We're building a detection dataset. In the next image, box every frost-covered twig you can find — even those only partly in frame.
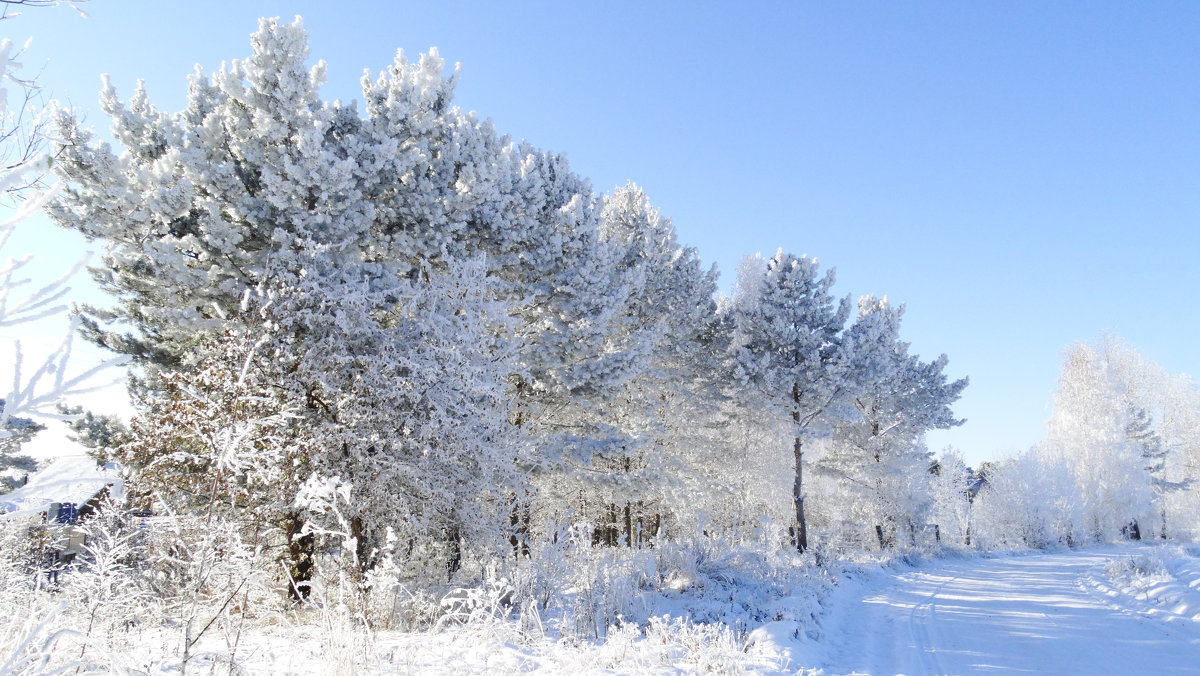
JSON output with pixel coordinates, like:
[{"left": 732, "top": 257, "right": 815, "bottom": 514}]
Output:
[
  {"left": 0, "top": 11, "right": 127, "bottom": 444},
  {"left": 0, "top": 317, "right": 128, "bottom": 434},
  {"left": 0, "top": 602, "right": 80, "bottom": 676}
]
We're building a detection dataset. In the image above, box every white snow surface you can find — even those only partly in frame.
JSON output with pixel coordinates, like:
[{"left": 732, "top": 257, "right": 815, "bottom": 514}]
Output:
[
  {"left": 62, "top": 543, "right": 1198, "bottom": 674},
  {"left": 817, "top": 544, "right": 1200, "bottom": 675}
]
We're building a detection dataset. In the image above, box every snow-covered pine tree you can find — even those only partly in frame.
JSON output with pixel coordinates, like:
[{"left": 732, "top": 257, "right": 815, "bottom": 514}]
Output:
[
  {"left": 1099, "top": 336, "right": 1193, "bottom": 540},
  {"left": 817, "top": 297, "right": 966, "bottom": 550},
  {"left": 0, "top": 401, "right": 42, "bottom": 490},
  {"left": 1124, "top": 404, "right": 1166, "bottom": 539},
  {"left": 125, "top": 247, "right": 523, "bottom": 586},
  {"left": 561, "top": 183, "right": 725, "bottom": 546},
  {"left": 56, "top": 403, "right": 130, "bottom": 461},
  {"left": 730, "top": 250, "right": 852, "bottom": 552},
  {"left": 276, "top": 250, "right": 523, "bottom": 575},
  {"left": 60, "top": 22, "right": 417, "bottom": 355},
  {"left": 47, "top": 17, "right": 675, "bottom": 572}
]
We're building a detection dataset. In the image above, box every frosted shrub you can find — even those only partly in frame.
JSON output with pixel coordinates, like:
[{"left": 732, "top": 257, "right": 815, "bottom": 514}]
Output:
[
  {"left": 587, "top": 550, "right": 654, "bottom": 638},
  {"left": 308, "top": 574, "right": 375, "bottom": 676},
  {"left": 1104, "top": 552, "right": 1168, "bottom": 582},
  {"left": 0, "top": 602, "right": 79, "bottom": 676},
  {"left": 645, "top": 615, "right": 754, "bottom": 675},
  {"left": 437, "top": 578, "right": 515, "bottom": 627},
  {"left": 503, "top": 525, "right": 655, "bottom": 640},
  {"left": 365, "top": 580, "right": 441, "bottom": 632},
  {"left": 431, "top": 577, "right": 542, "bottom": 654},
  {"left": 653, "top": 535, "right": 823, "bottom": 627},
  {"left": 60, "top": 504, "right": 153, "bottom": 666},
  {"left": 0, "top": 519, "right": 42, "bottom": 604},
  {"left": 137, "top": 510, "right": 284, "bottom": 671},
  {"left": 359, "top": 547, "right": 441, "bottom": 631},
  {"left": 660, "top": 534, "right": 784, "bottom": 587},
  {"left": 0, "top": 521, "right": 69, "bottom": 674},
  {"left": 548, "top": 546, "right": 652, "bottom": 640},
  {"left": 508, "top": 524, "right": 580, "bottom": 614},
  {"left": 0, "top": 520, "right": 98, "bottom": 674},
  {"left": 655, "top": 537, "right": 714, "bottom": 593}
]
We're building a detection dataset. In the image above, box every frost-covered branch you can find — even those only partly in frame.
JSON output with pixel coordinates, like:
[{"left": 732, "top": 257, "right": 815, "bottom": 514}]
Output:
[{"left": 0, "top": 5, "right": 126, "bottom": 460}]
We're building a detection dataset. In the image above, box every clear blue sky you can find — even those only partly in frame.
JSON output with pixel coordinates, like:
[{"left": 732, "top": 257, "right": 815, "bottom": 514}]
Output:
[{"left": 6, "top": 1, "right": 1199, "bottom": 465}]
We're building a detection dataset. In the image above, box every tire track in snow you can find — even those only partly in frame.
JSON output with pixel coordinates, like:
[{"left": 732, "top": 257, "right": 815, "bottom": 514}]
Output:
[{"left": 905, "top": 572, "right": 955, "bottom": 676}]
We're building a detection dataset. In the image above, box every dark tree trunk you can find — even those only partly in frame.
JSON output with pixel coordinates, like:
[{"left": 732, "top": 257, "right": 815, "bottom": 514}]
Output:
[
  {"left": 350, "top": 515, "right": 372, "bottom": 574},
  {"left": 607, "top": 504, "right": 619, "bottom": 546},
  {"left": 446, "top": 524, "right": 462, "bottom": 580},
  {"left": 590, "top": 502, "right": 614, "bottom": 548},
  {"left": 507, "top": 378, "right": 531, "bottom": 559},
  {"left": 284, "top": 512, "right": 315, "bottom": 601},
  {"left": 790, "top": 385, "right": 809, "bottom": 553},
  {"left": 1123, "top": 519, "right": 1142, "bottom": 541},
  {"left": 634, "top": 500, "right": 655, "bottom": 547},
  {"left": 791, "top": 431, "right": 808, "bottom": 552},
  {"left": 509, "top": 497, "right": 530, "bottom": 558}
]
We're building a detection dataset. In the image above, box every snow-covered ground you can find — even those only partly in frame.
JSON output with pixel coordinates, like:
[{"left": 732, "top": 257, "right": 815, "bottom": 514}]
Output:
[
  {"left": 5, "top": 468, "right": 1198, "bottom": 676},
  {"left": 25, "top": 543, "right": 1187, "bottom": 675},
  {"left": 817, "top": 544, "right": 1200, "bottom": 675}
]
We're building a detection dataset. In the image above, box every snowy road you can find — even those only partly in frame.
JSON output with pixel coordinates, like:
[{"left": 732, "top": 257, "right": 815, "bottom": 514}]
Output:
[{"left": 818, "top": 546, "right": 1200, "bottom": 675}]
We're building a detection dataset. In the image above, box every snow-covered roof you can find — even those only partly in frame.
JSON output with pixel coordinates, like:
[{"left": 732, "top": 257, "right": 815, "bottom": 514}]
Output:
[{"left": 0, "top": 455, "right": 124, "bottom": 520}]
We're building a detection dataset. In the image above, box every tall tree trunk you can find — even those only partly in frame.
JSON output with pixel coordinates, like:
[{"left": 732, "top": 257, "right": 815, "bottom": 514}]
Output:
[
  {"left": 623, "top": 502, "right": 633, "bottom": 547},
  {"left": 350, "top": 515, "right": 371, "bottom": 574},
  {"left": 608, "top": 503, "right": 619, "bottom": 546},
  {"left": 791, "top": 384, "right": 809, "bottom": 553},
  {"left": 792, "top": 430, "right": 808, "bottom": 552},
  {"left": 446, "top": 523, "right": 462, "bottom": 580},
  {"left": 508, "top": 377, "right": 531, "bottom": 559}
]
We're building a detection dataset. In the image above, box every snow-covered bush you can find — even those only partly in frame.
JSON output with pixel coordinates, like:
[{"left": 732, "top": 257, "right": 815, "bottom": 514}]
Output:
[
  {"left": 0, "top": 520, "right": 67, "bottom": 675},
  {"left": 0, "top": 602, "right": 78, "bottom": 676},
  {"left": 969, "top": 450, "right": 1084, "bottom": 550},
  {"left": 531, "top": 535, "right": 653, "bottom": 640},
  {"left": 642, "top": 615, "right": 756, "bottom": 675},
  {"left": 928, "top": 448, "right": 974, "bottom": 548},
  {"left": 356, "top": 531, "right": 443, "bottom": 631},
  {"left": 59, "top": 500, "right": 153, "bottom": 661},
  {"left": 1104, "top": 552, "right": 1169, "bottom": 582}
]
